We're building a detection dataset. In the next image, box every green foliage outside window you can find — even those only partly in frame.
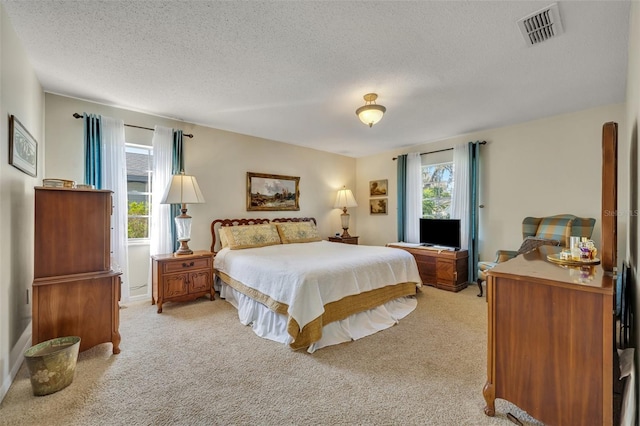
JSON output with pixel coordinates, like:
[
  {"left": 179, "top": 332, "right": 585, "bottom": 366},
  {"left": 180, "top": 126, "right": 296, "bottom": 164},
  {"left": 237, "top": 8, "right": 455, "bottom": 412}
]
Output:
[
  {"left": 128, "top": 201, "right": 149, "bottom": 239},
  {"left": 422, "top": 163, "right": 453, "bottom": 219},
  {"left": 422, "top": 186, "right": 451, "bottom": 218}
]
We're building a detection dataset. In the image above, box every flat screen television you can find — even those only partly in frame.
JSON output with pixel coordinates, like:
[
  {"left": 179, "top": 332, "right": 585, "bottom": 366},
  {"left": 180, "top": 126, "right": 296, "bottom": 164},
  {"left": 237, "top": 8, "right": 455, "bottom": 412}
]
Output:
[{"left": 419, "top": 218, "right": 461, "bottom": 249}]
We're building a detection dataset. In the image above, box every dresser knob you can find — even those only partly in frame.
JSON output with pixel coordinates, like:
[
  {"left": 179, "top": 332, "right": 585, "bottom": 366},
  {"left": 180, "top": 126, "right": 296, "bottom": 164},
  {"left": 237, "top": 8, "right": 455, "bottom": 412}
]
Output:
[{"left": 182, "top": 261, "right": 195, "bottom": 268}]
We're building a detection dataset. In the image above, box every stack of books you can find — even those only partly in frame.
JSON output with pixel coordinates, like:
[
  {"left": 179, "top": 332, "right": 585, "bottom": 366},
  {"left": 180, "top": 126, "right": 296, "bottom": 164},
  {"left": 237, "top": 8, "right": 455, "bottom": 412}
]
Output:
[{"left": 42, "top": 178, "right": 75, "bottom": 188}]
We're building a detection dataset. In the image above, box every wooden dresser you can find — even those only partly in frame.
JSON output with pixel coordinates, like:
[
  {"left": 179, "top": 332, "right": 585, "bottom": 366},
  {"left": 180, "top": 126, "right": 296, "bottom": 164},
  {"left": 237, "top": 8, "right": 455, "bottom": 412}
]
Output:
[
  {"left": 151, "top": 250, "right": 214, "bottom": 313},
  {"left": 483, "top": 246, "right": 615, "bottom": 425},
  {"left": 387, "top": 244, "right": 468, "bottom": 292},
  {"left": 32, "top": 187, "right": 121, "bottom": 354}
]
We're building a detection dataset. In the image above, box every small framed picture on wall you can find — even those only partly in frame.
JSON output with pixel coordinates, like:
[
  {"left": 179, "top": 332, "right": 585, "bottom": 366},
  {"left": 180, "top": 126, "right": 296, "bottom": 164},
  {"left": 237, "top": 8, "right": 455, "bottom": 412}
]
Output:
[
  {"left": 369, "top": 179, "right": 387, "bottom": 197},
  {"left": 9, "top": 115, "right": 37, "bottom": 177},
  {"left": 369, "top": 198, "right": 387, "bottom": 215}
]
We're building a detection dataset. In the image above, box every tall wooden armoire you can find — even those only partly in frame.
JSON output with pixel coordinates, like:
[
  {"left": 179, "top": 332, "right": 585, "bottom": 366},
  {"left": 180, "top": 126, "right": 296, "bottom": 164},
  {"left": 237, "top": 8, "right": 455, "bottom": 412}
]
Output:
[{"left": 32, "top": 187, "right": 121, "bottom": 354}]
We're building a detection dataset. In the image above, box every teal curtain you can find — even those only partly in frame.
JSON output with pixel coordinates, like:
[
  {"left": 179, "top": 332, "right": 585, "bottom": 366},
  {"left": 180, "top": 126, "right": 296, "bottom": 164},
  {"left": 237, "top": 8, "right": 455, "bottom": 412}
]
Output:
[
  {"left": 396, "top": 154, "right": 407, "bottom": 242},
  {"left": 468, "top": 141, "right": 481, "bottom": 282},
  {"left": 170, "top": 130, "right": 184, "bottom": 251},
  {"left": 83, "top": 113, "right": 102, "bottom": 188}
]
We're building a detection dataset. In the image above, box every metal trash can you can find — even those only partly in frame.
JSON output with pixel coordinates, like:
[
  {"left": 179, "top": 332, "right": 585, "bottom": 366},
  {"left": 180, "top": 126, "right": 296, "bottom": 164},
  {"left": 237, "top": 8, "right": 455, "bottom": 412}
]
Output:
[{"left": 24, "top": 336, "right": 81, "bottom": 396}]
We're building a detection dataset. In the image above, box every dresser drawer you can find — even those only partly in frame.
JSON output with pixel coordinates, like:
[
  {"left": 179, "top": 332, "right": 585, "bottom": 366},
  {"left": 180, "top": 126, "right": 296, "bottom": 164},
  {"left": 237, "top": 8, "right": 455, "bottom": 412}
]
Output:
[{"left": 162, "top": 257, "right": 211, "bottom": 273}]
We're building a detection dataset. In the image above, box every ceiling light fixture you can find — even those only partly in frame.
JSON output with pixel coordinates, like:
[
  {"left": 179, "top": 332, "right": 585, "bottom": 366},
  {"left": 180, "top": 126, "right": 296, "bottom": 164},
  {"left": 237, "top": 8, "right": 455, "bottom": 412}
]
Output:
[{"left": 356, "top": 93, "right": 386, "bottom": 127}]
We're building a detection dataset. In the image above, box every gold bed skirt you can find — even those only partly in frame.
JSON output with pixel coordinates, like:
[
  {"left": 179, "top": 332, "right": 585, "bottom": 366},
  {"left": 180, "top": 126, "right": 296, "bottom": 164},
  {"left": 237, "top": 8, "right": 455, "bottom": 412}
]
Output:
[{"left": 215, "top": 270, "right": 418, "bottom": 350}]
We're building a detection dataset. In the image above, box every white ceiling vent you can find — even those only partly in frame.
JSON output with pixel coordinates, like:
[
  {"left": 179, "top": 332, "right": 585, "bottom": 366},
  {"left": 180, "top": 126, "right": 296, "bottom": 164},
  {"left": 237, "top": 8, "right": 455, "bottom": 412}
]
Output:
[{"left": 517, "top": 3, "right": 564, "bottom": 46}]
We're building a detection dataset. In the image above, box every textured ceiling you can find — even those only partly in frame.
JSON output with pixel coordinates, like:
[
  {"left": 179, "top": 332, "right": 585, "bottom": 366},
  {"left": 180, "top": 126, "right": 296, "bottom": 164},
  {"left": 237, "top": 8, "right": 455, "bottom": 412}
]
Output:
[{"left": 1, "top": 1, "right": 631, "bottom": 158}]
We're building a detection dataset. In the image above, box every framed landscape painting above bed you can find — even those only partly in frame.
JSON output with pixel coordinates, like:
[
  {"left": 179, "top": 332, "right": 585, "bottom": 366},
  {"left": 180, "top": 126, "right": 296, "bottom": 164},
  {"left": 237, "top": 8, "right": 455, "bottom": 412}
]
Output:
[{"left": 247, "top": 172, "right": 300, "bottom": 211}]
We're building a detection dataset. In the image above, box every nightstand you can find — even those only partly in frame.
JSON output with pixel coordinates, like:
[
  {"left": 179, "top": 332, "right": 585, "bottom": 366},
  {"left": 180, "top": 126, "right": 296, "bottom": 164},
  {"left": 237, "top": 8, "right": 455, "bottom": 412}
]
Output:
[
  {"left": 151, "top": 250, "right": 215, "bottom": 313},
  {"left": 328, "top": 236, "right": 359, "bottom": 245}
]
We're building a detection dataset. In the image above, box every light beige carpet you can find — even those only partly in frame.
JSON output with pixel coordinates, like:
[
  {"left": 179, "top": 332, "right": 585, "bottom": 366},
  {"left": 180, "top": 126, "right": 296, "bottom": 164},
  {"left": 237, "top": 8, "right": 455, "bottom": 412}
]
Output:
[{"left": 0, "top": 285, "right": 542, "bottom": 425}]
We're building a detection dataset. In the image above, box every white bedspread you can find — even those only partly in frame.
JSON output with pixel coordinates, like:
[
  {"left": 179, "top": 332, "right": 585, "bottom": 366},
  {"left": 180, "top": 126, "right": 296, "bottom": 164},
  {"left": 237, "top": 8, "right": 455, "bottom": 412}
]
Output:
[{"left": 214, "top": 241, "right": 421, "bottom": 337}]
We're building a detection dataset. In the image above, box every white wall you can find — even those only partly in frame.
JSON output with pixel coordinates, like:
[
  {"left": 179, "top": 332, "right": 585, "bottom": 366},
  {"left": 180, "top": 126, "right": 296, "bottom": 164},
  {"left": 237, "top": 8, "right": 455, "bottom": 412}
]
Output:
[
  {"left": 355, "top": 103, "right": 627, "bottom": 265},
  {"left": 0, "top": 4, "right": 44, "bottom": 401},
  {"left": 44, "top": 93, "right": 357, "bottom": 298}
]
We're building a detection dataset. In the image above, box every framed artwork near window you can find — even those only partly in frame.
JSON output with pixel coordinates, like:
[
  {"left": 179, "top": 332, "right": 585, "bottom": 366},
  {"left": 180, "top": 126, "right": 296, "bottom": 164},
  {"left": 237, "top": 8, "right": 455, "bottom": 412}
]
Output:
[
  {"left": 369, "top": 179, "right": 388, "bottom": 197},
  {"left": 247, "top": 172, "right": 300, "bottom": 211},
  {"left": 9, "top": 115, "right": 37, "bottom": 177},
  {"left": 370, "top": 198, "right": 388, "bottom": 215}
]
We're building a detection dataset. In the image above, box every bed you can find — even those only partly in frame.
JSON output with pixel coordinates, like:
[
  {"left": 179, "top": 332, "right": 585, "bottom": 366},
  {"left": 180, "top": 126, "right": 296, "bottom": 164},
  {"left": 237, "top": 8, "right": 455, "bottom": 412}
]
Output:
[{"left": 211, "top": 217, "right": 422, "bottom": 352}]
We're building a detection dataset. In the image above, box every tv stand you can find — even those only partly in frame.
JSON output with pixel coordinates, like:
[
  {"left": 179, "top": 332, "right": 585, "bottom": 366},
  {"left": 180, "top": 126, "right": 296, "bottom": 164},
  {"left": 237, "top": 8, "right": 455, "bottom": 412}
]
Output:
[
  {"left": 387, "top": 244, "right": 468, "bottom": 292},
  {"left": 421, "top": 244, "right": 457, "bottom": 251}
]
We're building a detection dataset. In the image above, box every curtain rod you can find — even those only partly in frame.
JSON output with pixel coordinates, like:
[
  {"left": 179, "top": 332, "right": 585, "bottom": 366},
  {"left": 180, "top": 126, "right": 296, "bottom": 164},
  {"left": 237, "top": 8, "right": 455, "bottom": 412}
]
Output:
[
  {"left": 392, "top": 140, "right": 486, "bottom": 160},
  {"left": 72, "top": 113, "right": 194, "bottom": 138}
]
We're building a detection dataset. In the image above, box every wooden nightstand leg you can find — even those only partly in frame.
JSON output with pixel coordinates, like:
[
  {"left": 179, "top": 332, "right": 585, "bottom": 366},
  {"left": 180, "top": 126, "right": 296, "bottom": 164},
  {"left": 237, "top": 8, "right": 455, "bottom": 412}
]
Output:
[
  {"left": 157, "top": 301, "right": 163, "bottom": 313},
  {"left": 210, "top": 288, "right": 215, "bottom": 301},
  {"left": 151, "top": 296, "right": 156, "bottom": 305}
]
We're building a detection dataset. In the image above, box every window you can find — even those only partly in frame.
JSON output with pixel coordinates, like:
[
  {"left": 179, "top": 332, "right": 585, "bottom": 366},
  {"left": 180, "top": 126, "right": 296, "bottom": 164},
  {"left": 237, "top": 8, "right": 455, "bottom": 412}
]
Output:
[
  {"left": 422, "top": 162, "right": 454, "bottom": 218},
  {"left": 126, "top": 144, "right": 153, "bottom": 240}
]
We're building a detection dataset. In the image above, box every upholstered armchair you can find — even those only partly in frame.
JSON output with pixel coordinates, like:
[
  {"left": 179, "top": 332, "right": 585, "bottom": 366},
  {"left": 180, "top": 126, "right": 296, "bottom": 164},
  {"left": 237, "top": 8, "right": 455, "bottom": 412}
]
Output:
[{"left": 477, "top": 214, "right": 596, "bottom": 297}]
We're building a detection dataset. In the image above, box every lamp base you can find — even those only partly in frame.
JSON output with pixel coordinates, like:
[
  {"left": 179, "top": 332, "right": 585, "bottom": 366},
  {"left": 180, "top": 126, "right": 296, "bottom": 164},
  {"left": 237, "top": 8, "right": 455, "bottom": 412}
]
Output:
[
  {"left": 175, "top": 239, "right": 193, "bottom": 256},
  {"left": 340, "top": 210, "right": 352, "bottom": 238}
]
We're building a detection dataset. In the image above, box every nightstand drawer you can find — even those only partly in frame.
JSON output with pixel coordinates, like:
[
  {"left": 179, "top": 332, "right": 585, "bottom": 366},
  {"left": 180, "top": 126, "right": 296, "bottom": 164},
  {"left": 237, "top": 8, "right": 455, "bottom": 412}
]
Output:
[
  {"left": 162, "top": 257, "right": 211, "bottom": 273},
  {"left": 328, "top": 236, "right": 359, "bottom": 245}
]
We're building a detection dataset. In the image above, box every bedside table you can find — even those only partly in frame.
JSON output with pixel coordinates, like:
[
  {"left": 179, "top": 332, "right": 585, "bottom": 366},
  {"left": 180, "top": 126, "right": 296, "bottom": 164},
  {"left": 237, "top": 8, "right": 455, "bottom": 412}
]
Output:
[
  {"left": 328, "top": 236, "right": 359, "bottom": 245},
  {"left": 151, "top": 250, "right": 215, "bottom": 313}
]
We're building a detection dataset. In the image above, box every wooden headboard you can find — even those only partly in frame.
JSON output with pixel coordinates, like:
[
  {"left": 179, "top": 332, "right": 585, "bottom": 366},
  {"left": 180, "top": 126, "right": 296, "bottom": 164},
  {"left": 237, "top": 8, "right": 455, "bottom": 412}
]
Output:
[{"left": 210, "top": 217, "right": 317, "bottom": 253}]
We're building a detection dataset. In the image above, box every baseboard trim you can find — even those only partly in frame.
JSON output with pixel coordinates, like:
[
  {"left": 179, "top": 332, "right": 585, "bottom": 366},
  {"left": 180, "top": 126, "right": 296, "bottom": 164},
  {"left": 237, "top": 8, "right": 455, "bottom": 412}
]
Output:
[
  {"left": 0, "top": 322, "right": 31, "bottom": 403},
  {"left": 128, "top": 293, "right": 150, "bottom": 303}
]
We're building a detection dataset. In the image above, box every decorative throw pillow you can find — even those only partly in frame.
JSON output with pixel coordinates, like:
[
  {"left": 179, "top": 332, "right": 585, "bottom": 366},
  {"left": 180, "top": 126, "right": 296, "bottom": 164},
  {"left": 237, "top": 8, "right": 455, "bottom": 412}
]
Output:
[
  {"left": 224, "top": 224, "right": 282, "bottom": 250},
  {"left": 276, "top": 221, "right": 322, "bottom": 244},
  {"left": 218, "top": 227, "right": 230, "bottom": 249},
  {"left": 517, "top": 236, "right": 560, "bottom": 255}
]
